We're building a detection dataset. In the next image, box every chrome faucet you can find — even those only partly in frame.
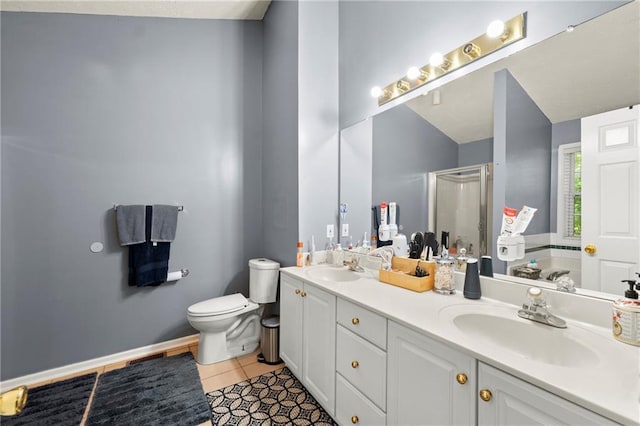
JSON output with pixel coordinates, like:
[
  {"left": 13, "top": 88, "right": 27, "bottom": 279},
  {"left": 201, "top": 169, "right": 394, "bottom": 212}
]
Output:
[
  {"left": 343, "top": 255, "right": 364, "bottom": 272},
  {"left": 546, "top": 270, "right": 570, "bottom": 281},
  {"left": 518, "top": 287, "right": 567, "bottom": 328},
  {"left": 554, "top": 276, "right": 576, "bottom": 293}
]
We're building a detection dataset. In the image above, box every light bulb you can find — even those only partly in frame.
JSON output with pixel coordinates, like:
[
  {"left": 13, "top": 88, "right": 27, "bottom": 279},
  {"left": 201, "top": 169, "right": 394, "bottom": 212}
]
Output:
[
  {"left": 566, "top": 25, "right": 575, "bottom": 32},
  {"left": 407, "top": 66, "right": 421, "bottom": 80},
  {"left": 486, "top": 20, "right": 505, "bottom": 38},
  {"left": 429, "top": 52, "right": 444, "bottom": 67},
  {"left": 370, "top": 86, "right": 383, "bottom": 98}
]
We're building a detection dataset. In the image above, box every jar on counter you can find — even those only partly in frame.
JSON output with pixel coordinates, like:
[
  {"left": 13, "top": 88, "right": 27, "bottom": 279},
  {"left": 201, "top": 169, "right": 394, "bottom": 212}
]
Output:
[
  {"left": 434, "top": 257, "right": 455, "bottom": 294},
  {"left": 455, "top": 248, "right": 468, "bottom": 272}
]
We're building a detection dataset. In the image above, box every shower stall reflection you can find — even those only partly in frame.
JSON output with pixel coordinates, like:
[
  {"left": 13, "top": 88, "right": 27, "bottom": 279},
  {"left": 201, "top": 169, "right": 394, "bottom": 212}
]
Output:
[{"left": 429, "top": 163, "right": 493, "bottom": 258}]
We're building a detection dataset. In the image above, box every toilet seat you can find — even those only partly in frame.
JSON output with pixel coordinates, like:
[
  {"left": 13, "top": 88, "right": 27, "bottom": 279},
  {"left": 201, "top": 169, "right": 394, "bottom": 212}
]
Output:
[{"left": 188, "top": 293, "right": 251, "bottom": 317}]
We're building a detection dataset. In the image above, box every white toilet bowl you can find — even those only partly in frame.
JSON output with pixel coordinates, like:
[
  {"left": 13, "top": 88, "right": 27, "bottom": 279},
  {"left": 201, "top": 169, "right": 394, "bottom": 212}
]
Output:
[
  {"left": 187, "top": 293, "right": 261, "bottom": 365},
  {"left": 187, "top": 258, "right": 280, "bottom": 365}
]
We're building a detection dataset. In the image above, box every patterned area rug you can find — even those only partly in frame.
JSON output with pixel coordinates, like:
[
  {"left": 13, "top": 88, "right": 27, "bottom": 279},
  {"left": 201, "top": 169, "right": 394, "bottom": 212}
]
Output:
[
  {"left": 1, "top": 373, "right": 97, "bottom": 426},
  {"left": 207, "top": 367, "right": 337, "bottom": 425}
]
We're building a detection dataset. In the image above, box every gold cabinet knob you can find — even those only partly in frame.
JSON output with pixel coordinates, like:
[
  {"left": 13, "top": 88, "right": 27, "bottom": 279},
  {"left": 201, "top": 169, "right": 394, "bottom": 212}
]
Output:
[
  {"left": 295, "top": 288, "right": 301, "bottom": 294},
  {"left": 456, "top": 373, "right": 468, "bottom": 385},
  {"left": 479, "top": 389, "right": 493, "bottom": 402},
  {"left": 351, "top": 360, "right": 359, "bottom": 368},
  {"left": 584, "top": 244, "right": 597, "bottom": 255},
  {"left": 351, "top": 415, "right": 359, "bottom": 424},
  {"left": 352, "top": 317, "right": 360, "bottom": 325},
  {"left": 301, "top": 291, "right": 307, "bottom": 297}
]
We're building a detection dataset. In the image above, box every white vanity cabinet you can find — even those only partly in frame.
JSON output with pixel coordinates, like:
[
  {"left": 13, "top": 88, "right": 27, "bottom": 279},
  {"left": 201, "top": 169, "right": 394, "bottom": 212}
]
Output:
[
  {"left": 281, "top": 267, "right": 625, "bottom": 425},
  {"left": 335, "top": 298, "right": 388, "bottom": 425},
  {"left": 477, "top": 363, "right": 617, "bottom": 425},
  {"left": 279, "top": 274, "right": 336, "bottom": 416},
  {"left": 387, "top": 321, "right": 476, "bottom": 426}
]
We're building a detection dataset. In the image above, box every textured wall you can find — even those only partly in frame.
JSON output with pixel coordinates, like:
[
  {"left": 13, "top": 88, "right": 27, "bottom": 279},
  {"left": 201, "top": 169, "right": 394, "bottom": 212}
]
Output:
[
  {"left": 262, "top": 0, "right": 299, "bottom": 267},
  {"left": 298, "top": 0, "right": 340, "bottom": 251},
  {"left": 459, "top": 138, "right": 493, "bottom": 168},
  {"left": 504, "top": 72, "right": 552, "bottom": 235},
  {"left": 493, "top": 69, "right": 552, "bottom": 272},
  {"left": 1, "top": 12, "right": 263, "bottom": 379},
  {"left": 372, "top": 104, "right": 458, "bottom": 238}
]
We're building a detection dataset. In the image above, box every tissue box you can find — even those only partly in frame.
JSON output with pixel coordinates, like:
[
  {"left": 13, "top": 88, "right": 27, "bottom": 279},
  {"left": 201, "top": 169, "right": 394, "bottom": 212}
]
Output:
[{"left": 512, "top": 265, "right": 542, "bottom": 280}]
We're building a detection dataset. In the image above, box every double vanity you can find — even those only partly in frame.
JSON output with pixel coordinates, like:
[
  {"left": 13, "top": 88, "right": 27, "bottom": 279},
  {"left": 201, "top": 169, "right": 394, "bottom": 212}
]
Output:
[{"left": 280, "top": 263, "right": 638, "bottom": 425}]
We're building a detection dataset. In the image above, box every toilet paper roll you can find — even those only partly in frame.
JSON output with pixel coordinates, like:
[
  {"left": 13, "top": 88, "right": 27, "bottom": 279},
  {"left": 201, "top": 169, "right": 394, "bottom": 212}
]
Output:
[{"left": 166, "top": 271, "right": 183, "bottom": 282}]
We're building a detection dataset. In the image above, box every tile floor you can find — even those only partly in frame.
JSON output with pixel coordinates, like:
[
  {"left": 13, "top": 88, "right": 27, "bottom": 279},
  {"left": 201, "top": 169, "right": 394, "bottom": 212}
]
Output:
[{"left": 25, "top": 340, "right": 285, "bottom": 426}]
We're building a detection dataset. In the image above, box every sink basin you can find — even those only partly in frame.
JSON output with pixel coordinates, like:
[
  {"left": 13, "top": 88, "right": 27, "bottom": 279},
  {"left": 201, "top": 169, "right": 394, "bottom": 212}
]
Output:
[
  {"left": 440, "top": 305, "right": 601, "bottom": 368},
  {"left": 305, "top": 266, "right": 361, "bottom": 283}
]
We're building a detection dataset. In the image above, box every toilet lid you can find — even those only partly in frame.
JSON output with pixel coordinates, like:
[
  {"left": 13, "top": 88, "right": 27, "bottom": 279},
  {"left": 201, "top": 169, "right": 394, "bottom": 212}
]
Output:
[{"left": 188, "top": 293, "right": 249, "bottom": 316}]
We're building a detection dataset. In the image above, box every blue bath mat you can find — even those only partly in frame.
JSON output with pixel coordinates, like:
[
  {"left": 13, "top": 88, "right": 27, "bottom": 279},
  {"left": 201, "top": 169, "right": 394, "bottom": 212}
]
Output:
[
  {"left": 86, "top": 352, "right": 210, "bottom": 425},
  {"left": 1, "top": 372, "right": 97, "bottom": 426}
]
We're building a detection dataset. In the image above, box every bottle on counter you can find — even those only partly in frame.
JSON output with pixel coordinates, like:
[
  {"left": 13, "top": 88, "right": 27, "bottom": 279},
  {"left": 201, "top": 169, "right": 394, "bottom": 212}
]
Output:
[
  {"left": 613, "top": 274, "right": 640, "bottom": 346},
  {"left": 296, "top": 241, "right": 304, "bottom": 267},
  {"left": 455, "top": 248, "right": 469, "bottom": 272}
]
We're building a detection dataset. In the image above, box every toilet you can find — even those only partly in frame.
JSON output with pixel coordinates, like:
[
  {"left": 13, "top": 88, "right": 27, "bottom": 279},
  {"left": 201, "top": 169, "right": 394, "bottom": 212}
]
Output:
[{"left": 187, "top": 258, "right": 280, "bottom": 365}]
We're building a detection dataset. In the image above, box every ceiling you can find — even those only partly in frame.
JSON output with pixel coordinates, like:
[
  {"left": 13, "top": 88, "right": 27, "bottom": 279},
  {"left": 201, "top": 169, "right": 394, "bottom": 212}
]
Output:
[
  {"left": 406, "top": 1, "right": 640, "bottom": 143},
  {"left": 0, "top": 0, "right": 272, "bottom": 20}
]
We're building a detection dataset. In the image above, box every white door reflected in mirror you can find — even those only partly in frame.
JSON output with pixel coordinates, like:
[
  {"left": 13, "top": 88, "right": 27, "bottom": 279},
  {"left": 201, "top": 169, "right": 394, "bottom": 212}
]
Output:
[{"left": 581, "top": 105, "right": 639, "bottom": 293}]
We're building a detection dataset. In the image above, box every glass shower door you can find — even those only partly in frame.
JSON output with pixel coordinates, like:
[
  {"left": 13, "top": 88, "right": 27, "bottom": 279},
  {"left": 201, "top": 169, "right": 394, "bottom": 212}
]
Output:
[{"left": 429, "top": 163, "right": 492, "bottom": 257}]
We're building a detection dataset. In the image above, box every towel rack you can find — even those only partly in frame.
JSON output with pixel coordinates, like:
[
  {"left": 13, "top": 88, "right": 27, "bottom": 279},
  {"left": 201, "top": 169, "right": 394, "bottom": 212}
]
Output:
[{"left": 113, "top": 204, "right": 184, "bottom": 211}]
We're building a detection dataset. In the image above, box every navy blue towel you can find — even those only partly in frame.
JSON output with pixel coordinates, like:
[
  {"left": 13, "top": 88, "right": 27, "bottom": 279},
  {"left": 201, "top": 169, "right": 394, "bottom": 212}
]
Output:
[{"left": 128, "top": 206, "right": 170, "bottom": 287}]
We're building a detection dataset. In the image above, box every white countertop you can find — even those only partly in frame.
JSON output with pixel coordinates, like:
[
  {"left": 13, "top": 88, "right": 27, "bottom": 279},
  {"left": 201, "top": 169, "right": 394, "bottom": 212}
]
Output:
[{"left": 281, "top": 264, "right": 640, "bottom": 425}]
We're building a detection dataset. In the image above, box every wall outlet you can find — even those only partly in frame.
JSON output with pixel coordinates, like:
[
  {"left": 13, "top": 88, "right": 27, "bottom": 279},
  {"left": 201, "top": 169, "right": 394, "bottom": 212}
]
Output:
[
  {"left": 326, "top": 224, "right": 335, "bottom": 239},
  {"left": 342, "top": 223, "right": 349, "bottom": 237}
]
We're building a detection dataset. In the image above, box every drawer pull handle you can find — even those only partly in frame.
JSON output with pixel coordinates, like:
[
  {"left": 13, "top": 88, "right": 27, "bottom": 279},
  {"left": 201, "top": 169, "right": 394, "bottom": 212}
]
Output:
[
  {"left": 456, "top": 373, "right": 468, "bottom": 385},
  {"left": 295, "top": 289, "right": 301, "bottom": 294},
  {"left": 479, "top": 389, "right": 492, "bottom": 402},
  {"left": 351, "top": 317, "right": 360, "bottom": 325},
  {"left": 351, "top": 360, "right": 359, "bottom": 368},
  {"left": 301, "top": 291, "right": 307, "bottom": 297},
  {"left": 351, "top": 415, "right": 359, "bottom": 424}
]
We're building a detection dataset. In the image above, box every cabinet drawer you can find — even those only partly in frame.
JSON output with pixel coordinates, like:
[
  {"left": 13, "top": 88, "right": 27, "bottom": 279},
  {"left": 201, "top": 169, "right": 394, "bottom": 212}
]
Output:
[
  {"left": 336, "top": 325, "right": 387, "bottom": 411},
  {"left": 337, "top": 298, "right": 387, "bottom": 349},
  {"left": 336, "top": 373, "right": 386, "bottom": 426}
]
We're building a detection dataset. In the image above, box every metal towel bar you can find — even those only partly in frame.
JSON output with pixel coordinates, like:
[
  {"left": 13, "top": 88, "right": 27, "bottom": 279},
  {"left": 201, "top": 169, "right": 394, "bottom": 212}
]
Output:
[{"left": 113, "top": 204, "right": 183, "bottom": 211}]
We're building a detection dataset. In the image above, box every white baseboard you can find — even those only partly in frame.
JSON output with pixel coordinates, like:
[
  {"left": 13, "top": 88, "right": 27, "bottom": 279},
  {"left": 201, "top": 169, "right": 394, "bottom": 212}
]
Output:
[{"left": 0, "top": 334, "right": 199, "bottom": 391}]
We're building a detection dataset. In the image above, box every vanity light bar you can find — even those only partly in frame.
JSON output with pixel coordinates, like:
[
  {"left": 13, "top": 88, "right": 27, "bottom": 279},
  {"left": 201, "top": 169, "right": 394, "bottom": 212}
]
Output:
[{"left": 375, "top": 13, "right": 526, "bottom": 106}]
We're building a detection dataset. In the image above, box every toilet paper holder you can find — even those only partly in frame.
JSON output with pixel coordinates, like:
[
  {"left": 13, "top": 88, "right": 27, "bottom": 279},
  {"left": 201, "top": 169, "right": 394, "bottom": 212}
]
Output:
[{"left": 167, "top": 268, "right": 190, "bottom": 282}]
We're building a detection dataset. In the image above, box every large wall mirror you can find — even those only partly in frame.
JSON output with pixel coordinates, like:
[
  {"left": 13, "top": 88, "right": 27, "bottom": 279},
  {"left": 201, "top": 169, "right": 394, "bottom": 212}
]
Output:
[{"left": 339, "top": 1, "right": 639, "bottom": 299}]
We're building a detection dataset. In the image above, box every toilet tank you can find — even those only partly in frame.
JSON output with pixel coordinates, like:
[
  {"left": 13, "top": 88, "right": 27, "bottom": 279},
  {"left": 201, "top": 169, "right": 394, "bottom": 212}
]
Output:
[{"left": 249, "top": 258, "right": 280, "bottom": 303}]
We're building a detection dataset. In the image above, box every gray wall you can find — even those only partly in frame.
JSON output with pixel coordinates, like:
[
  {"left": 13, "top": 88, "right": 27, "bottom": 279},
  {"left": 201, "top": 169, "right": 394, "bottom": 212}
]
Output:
[
  {"left": 298, "top": 0, "right": 340, "bottom": 250},
  {"left": 459, "top": 138, "right": 493, "bottom": 167},
  {"left": 493, "top": 69, "right": 551, "bottom": 272},
  {"left": 262, "top": 0, "right": 299, "bottom": 267},
  {"left": 1, "top": 12, "right": 264, "bottom": 379},
  {"left": 504, "top": 71, "right": 552, "bottom": 234},
  {"left": 340, "top": 119, "right": 373, "bottom": 247},
  {"left": 372, "top": 104, "right": 458, "bottom": 237},
  {"left": 339, "top": 1, "right": 627, "bottom": 129},
  {"left": 550, "top": 119, "right": 581, "bottom": 232}
]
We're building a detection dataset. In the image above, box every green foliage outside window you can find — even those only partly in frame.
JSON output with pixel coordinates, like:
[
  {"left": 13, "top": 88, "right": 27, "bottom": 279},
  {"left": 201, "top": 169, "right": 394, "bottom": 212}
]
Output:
[{"left": 572, "top": 152, "right": 582, "bottom": 237}]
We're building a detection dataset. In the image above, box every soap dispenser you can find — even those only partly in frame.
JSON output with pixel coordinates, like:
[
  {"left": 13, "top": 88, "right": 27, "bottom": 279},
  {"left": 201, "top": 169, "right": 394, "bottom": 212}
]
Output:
[{"left": 612, "top": 274, "right": 640, "bottom": 346}]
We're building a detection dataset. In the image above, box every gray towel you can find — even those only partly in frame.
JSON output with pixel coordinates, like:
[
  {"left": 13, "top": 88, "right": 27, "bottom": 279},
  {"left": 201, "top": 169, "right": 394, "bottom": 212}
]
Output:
[
  {"left": 151, "top": 205, "right": 179, "bottom": 242},
  {"left": 116, "top": 205, "right": 146, "bottom": 246}
]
